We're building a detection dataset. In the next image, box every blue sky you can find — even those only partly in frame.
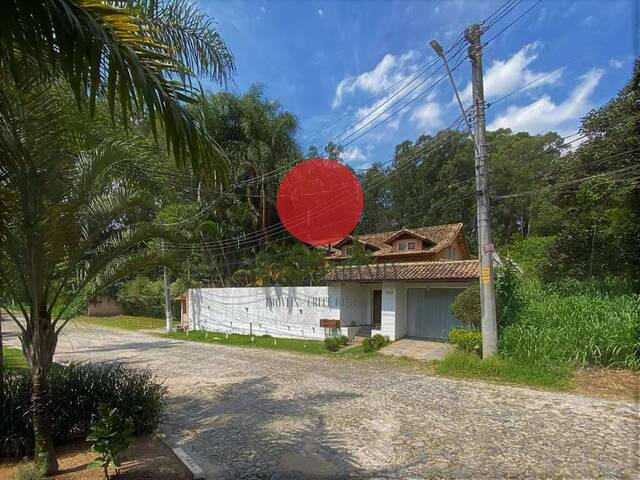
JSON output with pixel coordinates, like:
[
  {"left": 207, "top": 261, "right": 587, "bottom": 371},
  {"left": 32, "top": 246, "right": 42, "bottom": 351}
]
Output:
[{"left": 198, "top": 0, "right": 637, "bottom": 169}]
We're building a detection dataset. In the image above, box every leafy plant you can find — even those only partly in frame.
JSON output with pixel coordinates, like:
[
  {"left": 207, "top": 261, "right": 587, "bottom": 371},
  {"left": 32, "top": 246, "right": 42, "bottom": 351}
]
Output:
[
  {"left": 362, "top": 334, "right": 390, "bottom": 352},
  {"left": 451, "top": 284, "right": 480, "bottom": 329},
  {"left": 495, "top": 255, "right": 523, "bottom": 329},
  {"left": 448, "top": 328, "right": 482, "bottom": 355},
  {"left": 324, "top": 337, "right": 341, "bottom": 352},
  {"left": 0, "top": 363, "right": 165, "bottom": 457},
  {"left": 86, "top": 404, "right": 133, "bottom": 480},
  {"left": 15, "top": 460, "right": 47, "bottom": 480}
]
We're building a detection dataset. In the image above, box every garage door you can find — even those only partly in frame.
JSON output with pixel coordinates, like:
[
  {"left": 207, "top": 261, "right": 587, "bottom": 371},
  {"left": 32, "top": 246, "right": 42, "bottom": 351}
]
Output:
[{"left": 406, "top": 288, "right": 463, "bottom": 339}]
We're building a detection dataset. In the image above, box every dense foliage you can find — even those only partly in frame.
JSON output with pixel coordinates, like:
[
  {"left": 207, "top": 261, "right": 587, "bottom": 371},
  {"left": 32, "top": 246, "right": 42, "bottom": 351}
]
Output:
[
  {"left": 362, "top": 334, "right": 390, "bottom": 352},
  {"left": 451, "top": 284, "right": 481, "bottom": 330},
  {"left": 500, "top": 282, "right": 640, "bottom": 369},
  {"left": 448, "top": 328, "right": 482, "bottom": 355},
  {"left": 0, "top": 363, "right": 166, "bottom": 457}
]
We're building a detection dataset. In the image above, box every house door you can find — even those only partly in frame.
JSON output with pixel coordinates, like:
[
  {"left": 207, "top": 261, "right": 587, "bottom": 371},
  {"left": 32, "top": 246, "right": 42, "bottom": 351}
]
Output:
[
  {"left": 372, "top": 290, "right": 382, "bottom": 328},
  {"left": 406, "top": 288, "right": 462, "bottom": 340}
]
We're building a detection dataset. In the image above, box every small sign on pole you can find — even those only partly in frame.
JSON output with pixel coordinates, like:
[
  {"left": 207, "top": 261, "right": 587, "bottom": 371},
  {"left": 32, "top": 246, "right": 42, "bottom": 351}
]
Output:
[
  {"left": 482, "top": 243, "right": 495, "bottom": 253},
  {"left": 480, "top": 266, "right": 491, "bottom": 284}
]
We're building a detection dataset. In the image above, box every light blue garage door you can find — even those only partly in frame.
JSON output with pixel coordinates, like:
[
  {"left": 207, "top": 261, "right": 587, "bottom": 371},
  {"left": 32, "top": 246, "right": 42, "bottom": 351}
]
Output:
[{"left": 406, "top": 288, "right": 463, "bottom": 340}]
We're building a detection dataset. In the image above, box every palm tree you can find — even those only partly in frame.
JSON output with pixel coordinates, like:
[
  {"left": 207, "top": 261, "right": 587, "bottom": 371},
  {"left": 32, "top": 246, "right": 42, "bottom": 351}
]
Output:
[
  {"left": 236, "top": 86, "right": 300, "bottom": 241},
  {"left": 0, "top": 83, "right": 175, "bottom": 472},
  {"left": 0, "top": 0, "right": 234, "bottom": 170}
]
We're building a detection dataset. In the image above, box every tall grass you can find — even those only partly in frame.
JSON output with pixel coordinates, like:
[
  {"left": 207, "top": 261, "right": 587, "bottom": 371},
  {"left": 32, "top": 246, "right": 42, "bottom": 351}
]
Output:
[{"left": 500, "top": 282, "right": 640, "bottom": 369}]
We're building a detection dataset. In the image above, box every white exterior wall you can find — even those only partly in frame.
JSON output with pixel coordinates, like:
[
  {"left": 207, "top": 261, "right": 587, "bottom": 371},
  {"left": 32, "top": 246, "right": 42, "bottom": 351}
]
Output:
[
  {"left": 379, "top": 282, "right": 398, "bottom": 340},
  {"left": 188, "top": 286, "right": 339, "bottom": 340}
]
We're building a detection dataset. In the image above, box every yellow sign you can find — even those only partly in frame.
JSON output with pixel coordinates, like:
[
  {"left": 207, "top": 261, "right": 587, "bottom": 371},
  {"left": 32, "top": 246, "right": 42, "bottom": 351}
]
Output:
[{"left": 480, "top": 266, "right": 491, "bottom": 284}]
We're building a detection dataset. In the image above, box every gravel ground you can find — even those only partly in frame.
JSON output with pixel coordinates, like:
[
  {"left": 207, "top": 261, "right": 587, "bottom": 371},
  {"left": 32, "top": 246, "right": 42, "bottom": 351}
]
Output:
[{"left": 4, "top": 319, "right": 638, "bottom": 479}]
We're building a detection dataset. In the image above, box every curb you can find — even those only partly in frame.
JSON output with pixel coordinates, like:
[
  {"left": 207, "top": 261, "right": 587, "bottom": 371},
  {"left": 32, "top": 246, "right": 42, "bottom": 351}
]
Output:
[{"left": 155, "top": 432, "right": 207, "bottom": 480}]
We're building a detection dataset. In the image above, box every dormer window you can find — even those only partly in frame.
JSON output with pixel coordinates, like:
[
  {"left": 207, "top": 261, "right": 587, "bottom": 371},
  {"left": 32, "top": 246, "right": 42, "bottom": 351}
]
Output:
[
  {"left": 398, "top": 240, "right": 417, "bottom": 251},
  {"left": 344, "top": 245, "right": 353, "bottom": 255}
]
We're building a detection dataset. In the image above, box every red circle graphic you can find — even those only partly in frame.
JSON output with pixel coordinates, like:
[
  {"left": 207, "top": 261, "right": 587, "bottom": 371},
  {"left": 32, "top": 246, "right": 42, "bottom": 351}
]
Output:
[{"left": 276, "top": 158, "right": 363, "bottom": 246}]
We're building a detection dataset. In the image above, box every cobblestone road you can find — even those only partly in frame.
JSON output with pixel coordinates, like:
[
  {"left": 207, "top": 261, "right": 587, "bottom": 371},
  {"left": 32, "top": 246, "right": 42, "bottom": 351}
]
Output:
[{"left": 4, "top": 321, "right": 638, "bottom": 479}]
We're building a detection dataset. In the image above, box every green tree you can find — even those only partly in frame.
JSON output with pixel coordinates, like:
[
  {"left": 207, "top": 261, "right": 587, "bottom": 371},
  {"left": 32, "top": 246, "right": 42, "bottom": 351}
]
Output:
[
  {"left": 543, "top": 60, "right": 640, "bottom": 287},
  {"left": 0, "top": 84, "right": 178, "bottom": 472},
  {"left": 0, "top": 0, "right": 234, "bottom": 169}
]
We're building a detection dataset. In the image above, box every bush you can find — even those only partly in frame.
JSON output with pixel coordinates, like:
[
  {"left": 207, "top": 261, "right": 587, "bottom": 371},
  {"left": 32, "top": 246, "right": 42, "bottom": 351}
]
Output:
[
  {"left": 495, "top": 255, "right": 523, "bottom": 329},
  {"left": 15, "top": 460, "right": 46, "bottom": 480},
  {"left": 362, "top": 334, "right": 390, "bottom": 352},
  {"left": 500, "top": 281, "right": 640, "bottom": 369},
  {"left": 502, "top": 235, "right": 555, "bottom": 278},
  {"left": 325, "top": 335, "right": 350, "bottom": 352},
  {"left": 0, "top": 363, "right": 166, "bottom": 457},
  {"left": 448, "top": 328, "right": 482, "bottom": 355},
  {"left": 116, "top": 275, "right": 184, "bottom": 318},
  {"left": 451, "top": 284, "right": 480, "bottom": 329},
  {"left": 87, "top": 404, "right": 133, "bottom": 478}
]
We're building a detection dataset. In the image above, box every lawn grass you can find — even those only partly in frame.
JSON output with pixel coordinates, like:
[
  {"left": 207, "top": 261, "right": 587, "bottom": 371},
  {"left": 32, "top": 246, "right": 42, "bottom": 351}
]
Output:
[
  {"left": 2, "top": 347, "right": 27, "bottom": 370},
  {"left": 163, "top": 330, "right": 330, "bottom": 354},
  {"left": 433, "top": 350, "right": 573, "bottom": 390},
  {"left": 74, "top": 315, "right": 170, "bottom": 331}
]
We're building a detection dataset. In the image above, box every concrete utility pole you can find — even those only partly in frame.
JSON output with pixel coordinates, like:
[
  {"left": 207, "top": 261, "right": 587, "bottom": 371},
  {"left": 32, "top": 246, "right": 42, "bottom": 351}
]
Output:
[
  {"left": 161, "top": 239, "right": 173, "bottom": 333},
  {"left": 465, "top": 24, "right": 498, "bottom": 357}
]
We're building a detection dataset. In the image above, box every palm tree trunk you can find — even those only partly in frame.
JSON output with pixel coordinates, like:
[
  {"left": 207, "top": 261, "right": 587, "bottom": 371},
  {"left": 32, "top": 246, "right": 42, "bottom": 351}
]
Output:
[
  {"left": 32, "top": 365, "right": 57, "bottom": 473},
  {"left": 23, "top": 306, "right": 59, "bottom": 473}
]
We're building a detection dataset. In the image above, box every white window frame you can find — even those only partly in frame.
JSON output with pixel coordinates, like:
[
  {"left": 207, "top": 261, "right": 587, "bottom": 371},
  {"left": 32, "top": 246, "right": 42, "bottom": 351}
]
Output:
[
  {"left": 344, "top": 245, "right": 353, "bottom": 255},
  {"left": 407, "top": 241, "right": 416, "bottom": 250},
  {"left": 398, "top": 242, "right": 407, "bottom": 251}
]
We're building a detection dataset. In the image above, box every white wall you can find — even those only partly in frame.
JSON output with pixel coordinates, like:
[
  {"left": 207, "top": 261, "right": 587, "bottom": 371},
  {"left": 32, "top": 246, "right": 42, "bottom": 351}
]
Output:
[
  {"left": 337, "top": 283, "right": 370, "bottom": 326},
  {"left": 188, "top": 286, "right": 350, "bottom": 340},
  {"left": 379, "top": 282, "right": 398, "bottom": 340}
]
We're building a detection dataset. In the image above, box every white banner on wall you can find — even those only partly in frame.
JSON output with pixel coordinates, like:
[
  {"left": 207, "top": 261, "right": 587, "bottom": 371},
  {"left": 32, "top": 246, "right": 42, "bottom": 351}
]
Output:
[{"left": 188, "top": 286, "right": 360, "bottom": 340}]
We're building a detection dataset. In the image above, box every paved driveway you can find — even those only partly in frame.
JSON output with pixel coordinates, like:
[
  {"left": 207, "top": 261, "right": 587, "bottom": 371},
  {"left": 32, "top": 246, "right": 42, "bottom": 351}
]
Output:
[{"left": 4, "top": 319, "right": 638, "bottom": 479}]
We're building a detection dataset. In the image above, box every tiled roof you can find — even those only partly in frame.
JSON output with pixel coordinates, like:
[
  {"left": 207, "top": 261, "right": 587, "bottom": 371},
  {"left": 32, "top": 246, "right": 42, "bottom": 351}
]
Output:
[
  {"left": 326, "top": 223, "right": 465, "bottom": 258},
  {"left": 325, "top": 260, "right": 479, "bottom": 282}
]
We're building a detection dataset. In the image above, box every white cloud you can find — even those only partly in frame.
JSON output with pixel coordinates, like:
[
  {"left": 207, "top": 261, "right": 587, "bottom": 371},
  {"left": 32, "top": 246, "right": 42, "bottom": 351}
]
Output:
[
  {"left": 410, "top": 101, "right": 443, "bottom": 132},
  {"left": 317, "top": 8, "right": 324, "bottom": 17},
  {"left": 459, "top": 43, "right": 562, "bottom": 105},
  {"left": 609, "top": 58, "right": 624, "bottom": 69},
  {"left": 332, "top": 50, "right": 418, "bottom": 108},
  {"left": 259, "top": 5, "right": 266, "bottom": 14},
  {"left": 488, "top": 69, "right": 604, "bottom": 134},
  {"left": 342, "top": 146, "right": 367, "bottom": 163}
]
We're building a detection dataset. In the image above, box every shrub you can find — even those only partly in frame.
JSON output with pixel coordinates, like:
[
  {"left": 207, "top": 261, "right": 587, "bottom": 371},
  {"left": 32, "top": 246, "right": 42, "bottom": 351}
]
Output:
[
  {"left": 0, "top": 363, "right": 166, "bottom": 457},
  {"left": 495, "top": 255, "right": 523, "bottom": 329},
  {"left": 451, "top": 284, "right": 480, "bottom": 329},
  {"left": 87, "top": 404, "right": 133, "bottom": 479},
  {"left": 502, "top": 235, "right": 555, "bottom": 278},
  {"left": 448, "top": 328, "right": 482, "bottom": 355},
  {"left": 362, "top": 334, "right": 389, "bottom": 352},
  {"left": 324, "top": 337, "right": 341, "bottom": 352},
  {"left": 15, "top": 460, "right": 46, "bottom": 480},
  {"left": 116, "top": 275, "right": 184, "bottom": 318},
  {"left": 325, "top": 335, "right": 349, "bottom": 352}
]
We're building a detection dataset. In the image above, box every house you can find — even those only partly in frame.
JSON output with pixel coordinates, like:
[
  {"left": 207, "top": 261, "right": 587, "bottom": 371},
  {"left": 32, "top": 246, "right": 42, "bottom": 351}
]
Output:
[
  {"left": 183, "top": 223, "right": 479, "bottom": 343},
  {"left": 324, "top": 223, "right": 479, "bottom": 340}
]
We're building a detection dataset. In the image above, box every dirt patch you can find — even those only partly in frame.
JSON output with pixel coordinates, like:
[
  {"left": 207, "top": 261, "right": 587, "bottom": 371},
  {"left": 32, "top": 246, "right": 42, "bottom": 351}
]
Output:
[
  {"left": 0, "top": 435, "right": 191, "bottom": 480},
  {"left": 574, "top": 367, "right": 640, "bottom": 401}
]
